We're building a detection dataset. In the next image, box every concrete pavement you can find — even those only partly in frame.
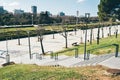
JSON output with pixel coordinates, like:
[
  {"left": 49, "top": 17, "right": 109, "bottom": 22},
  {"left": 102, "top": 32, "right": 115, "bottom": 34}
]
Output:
[{"left": 0, "top": 25, "right": 120, "bottom": 69}]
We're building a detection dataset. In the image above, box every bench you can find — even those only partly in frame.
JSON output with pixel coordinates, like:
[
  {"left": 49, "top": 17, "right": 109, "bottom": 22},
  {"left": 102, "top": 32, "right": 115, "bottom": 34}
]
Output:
[{"left": 72, "top": 42, "right": 79, "bottom": 46}]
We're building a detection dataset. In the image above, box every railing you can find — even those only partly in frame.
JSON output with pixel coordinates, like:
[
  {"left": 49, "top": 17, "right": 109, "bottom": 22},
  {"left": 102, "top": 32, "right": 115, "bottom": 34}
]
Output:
[
  {"left": 52, "top": 48, "right": 78, "bottom": 60},
  {"left": 86, "top": 44, "right": 119, "bottom": 60}
]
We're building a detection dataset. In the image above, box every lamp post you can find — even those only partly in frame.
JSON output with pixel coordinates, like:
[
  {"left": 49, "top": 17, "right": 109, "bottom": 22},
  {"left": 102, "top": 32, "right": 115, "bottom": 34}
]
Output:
[
  {"left": 75, "top": 11, "right": 79, "bottom": 35},
  {"left": 113, "top": 13, "right": 118, "bottom": 38},
  {"left": 6, "top": 38, "right": 10, "bottom": 63},
  {"left": 90, "top": 28, "right": 93, "bottom": 44},
  {"left": 27, "top": 31, "right": 32, "bottom": 59},
  {"left": 32, "top": 14, "right": 33, "bottom": 26},
  {"left": 16, "top": 29, "right": 20, "bottom": 45},
  {"left": 84, "top": 13, "right": 90, "bottom": 60},
  {"left": 52, "top": 22, "right": 56, "bottom": 39}
]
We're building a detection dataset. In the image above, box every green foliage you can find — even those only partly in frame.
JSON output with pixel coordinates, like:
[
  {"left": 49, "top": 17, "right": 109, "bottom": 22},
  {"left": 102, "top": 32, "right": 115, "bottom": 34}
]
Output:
[
  {"left": 59, "top": 33, "right": 120, "bottom": 56},
  {"left": 38, "top": 11, "right": 53, "bottom": 24},
  {"left": 98, "top": 0, "right": 120, "bottom": 21},
  {"left": 0, "top": 64, "right": 86, "bottom": 80},
  {"left": 0, "top": 64, "right": 120, "bottom": 80}
]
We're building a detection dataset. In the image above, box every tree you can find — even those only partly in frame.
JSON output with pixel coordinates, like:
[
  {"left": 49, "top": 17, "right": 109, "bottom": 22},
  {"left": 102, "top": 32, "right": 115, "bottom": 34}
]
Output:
[
  {"left": 60, "top": 24, "right": 68, "bottom": 48},
  {"left": 35, "top": 26, "right": 45, "bottom": 55},
  {"left": 39, "top": 11, "right": 53, "bottom": 24},
  {"left": 98, "top": 0, "right": 120, "bottom": 21}
]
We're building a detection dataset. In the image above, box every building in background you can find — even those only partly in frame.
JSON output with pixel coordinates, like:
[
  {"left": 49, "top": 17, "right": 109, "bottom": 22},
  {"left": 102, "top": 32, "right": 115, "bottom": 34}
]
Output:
[
  {"left": 0, "top": 6, "right": 8, "bottom": 14},
  {"left": 0, "top": 6, "right": 4, "bottom": 13},
  {"left": 31, "top": 6, "right": 37, "bottom": 14},
  {"left": 14, "top": 9, "right": 24, "bottom": 15},
  {"left": 58, "top": 12, "right": 65, "bottom": 16}
]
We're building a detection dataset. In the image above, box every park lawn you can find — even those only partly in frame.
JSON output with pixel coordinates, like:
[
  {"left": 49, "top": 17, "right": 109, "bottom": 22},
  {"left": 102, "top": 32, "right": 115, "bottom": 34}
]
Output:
[
  {"left": 0, "top": 27, "right": 36, "bottom": 33},
  {"left": 0, "top": 64, "right": 120, "bottom": 80},
  {"left": 62, "top": 34, "right": 120, "bottom": 56}
]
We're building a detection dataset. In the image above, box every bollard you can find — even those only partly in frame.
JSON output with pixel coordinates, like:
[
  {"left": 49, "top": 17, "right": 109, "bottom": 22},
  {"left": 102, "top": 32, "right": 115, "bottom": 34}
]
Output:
[
  {"left": 75, "top": 49, "right": 78, "bottom": 58},
  {"left": 55, "top": 53, "right": 58, "bottom": 60},
  {"left": 50, "top": 51, "right": 54, "bottom": 59},
  {"left": 6, "top": 54, "right": 10, "bottom": 63},
  {"left": 87, "top": 50, "right": 90, "bottom": 60},
  {"left": 36, "top": 53, "right": 42, "bottom": 60}
]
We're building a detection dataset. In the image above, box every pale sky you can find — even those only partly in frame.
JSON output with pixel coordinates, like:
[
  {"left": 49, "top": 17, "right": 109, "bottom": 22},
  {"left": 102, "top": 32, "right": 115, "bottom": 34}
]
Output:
[{"left": 0, "top": 0, "right": 100, "bottom": 16}]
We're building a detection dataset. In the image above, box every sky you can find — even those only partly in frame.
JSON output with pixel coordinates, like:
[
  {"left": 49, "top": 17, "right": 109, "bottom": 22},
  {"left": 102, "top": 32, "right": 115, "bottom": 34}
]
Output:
[{"left": 0, "top": 0, "right": 100, "bottom": 16}]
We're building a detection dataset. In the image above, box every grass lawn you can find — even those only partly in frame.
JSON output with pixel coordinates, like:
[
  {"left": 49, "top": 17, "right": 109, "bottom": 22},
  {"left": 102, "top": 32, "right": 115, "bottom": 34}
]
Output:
[
  {"left": 0, "top": 64, "right": 120, "bottom": 80},
  {"left": 58, "top": 34, "right": 120, "bottom": 56}
]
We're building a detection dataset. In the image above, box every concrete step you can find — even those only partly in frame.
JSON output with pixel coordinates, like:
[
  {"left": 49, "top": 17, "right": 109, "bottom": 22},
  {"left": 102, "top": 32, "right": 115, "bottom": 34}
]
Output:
[{"left": 72, "top": 53, "right": 115, "bottom": 67}]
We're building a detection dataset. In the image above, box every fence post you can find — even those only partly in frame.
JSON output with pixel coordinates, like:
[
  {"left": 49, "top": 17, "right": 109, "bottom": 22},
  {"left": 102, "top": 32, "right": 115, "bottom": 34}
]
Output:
[
  {"left": 87, "top": 50, "right": 90, "bottom": 60},
  {"left": 6, "top": 54, "right": 10, "bottom": 63},
  {"left": 50, "top": 51, "right": 54, "bottom": 59},
  {"left": 55, "top": 53, "right": 58, "bottom": 60},
  {"left": 75, "top": 48, "right": 78, "bottom": 58}
]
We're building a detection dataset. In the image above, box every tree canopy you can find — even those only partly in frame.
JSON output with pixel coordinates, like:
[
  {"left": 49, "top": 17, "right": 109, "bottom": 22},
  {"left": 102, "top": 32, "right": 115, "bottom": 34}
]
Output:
[
  {"left": 98, "top": 0, "right": 120, "bottom": 21},
  {"left": 38, "top": 11, "right": 53, "bottom": 24}
]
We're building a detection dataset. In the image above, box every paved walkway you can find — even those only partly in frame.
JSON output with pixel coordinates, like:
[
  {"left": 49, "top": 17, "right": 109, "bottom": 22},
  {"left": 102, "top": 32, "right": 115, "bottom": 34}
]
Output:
[{"left": 0, "top": 25, "right": 120, "bottom": 68}]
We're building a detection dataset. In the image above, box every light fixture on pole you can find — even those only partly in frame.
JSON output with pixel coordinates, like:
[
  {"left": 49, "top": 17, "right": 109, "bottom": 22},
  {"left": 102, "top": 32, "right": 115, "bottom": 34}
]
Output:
[
  {"left": 75, "top": 10, "right": 79, "bottom": 35},
  {"left": 84, "top": 13, "right": 90, "bottom": 60},
  {"left": 6, "top": 37, "right": 10, "bottom": 63},
  {"left": 27, "top": 31, "right": 32, "bottom": 59},
  {"left": 32, "top": 14, "right": 33, "bottom": 26}
]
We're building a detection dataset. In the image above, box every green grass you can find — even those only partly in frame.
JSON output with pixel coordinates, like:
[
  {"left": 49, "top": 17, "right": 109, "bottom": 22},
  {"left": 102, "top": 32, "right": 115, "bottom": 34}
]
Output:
[
  {"left": 0, "top": 64, "right": 86, "bottom": 80},
  {"left": 0, "top": 64, "right": 120, "bottom": 80},
  {"left": 58, "top": 34, "right": 120, "bottom": 56}
]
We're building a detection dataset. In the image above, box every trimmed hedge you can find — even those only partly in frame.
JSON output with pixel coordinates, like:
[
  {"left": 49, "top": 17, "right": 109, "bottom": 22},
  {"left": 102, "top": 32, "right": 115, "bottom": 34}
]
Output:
[{"left": 0, "top": 30, "right": 54, "bottom": 41}]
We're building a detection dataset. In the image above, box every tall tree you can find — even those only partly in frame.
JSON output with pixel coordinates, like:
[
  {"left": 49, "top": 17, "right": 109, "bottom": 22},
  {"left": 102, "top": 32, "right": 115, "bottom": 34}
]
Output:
[
  {"left": 39, "top": 11, "right": 53, "bottom": 24},
  {"left": 35, "top": 26, "right": 45, "bottom": 55},
  {"left": 98, "top": 0, "right": 120, "bottom": 21}
]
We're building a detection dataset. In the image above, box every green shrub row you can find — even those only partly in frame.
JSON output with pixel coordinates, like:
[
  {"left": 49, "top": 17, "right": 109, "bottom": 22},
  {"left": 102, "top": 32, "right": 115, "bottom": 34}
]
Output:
[{"left": 0, "top": 30, "right": 54, "bottom": 41}]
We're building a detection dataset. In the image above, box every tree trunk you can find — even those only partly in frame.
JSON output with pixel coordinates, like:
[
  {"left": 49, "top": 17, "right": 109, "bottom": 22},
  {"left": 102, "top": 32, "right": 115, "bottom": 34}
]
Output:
[
  {"left": 97, "top": 27, "right": 100, "bottom": 45},
  {"left": 40, "top": 37, "right": 45, "bottom": 55},
  {"left": 102, "top": 27, "right": 104, "bottom": 38},
  {"left": 65, "top": 30, "right": 68, "bottom": 48}
]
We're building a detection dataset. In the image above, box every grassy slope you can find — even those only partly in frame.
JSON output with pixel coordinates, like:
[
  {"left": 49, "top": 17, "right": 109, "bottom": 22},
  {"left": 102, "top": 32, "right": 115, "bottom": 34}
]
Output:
[
  {"left": 0, "top": 64, "right": 120, "bottom": 80},
  {"left": 62, "top": 34, "right": 120, "bottom": 56}
]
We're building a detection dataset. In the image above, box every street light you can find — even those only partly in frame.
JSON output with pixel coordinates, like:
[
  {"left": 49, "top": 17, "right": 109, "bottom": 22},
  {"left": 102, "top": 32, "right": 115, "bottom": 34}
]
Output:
[
  {"left": 75, "top": 10, "right": 79, "bottom": 35},
  {"left": 32, "top": 14, "right": 33, "bottom": 26},
  {"left": 16, "top": 29, "right": 20, "bottom": 45},
  {"left": 84, "top": 13, "right": 90, "bottom": 60},
  {"left": 27, "top": 31, "right": 32, "bottom": 59},
  {"left": 6, "top": 38, "right": 10, "bottom": 63}
]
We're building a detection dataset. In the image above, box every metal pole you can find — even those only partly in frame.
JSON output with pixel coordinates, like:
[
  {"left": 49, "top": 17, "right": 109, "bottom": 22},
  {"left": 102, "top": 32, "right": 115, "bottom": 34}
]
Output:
[
  {"left": 97, "top": 27, "right": 100, "bottom": 45},
  {"left": 6, "top": 38, "right": 10, "bottom": 63},
  {"left": 32, "top": 14, "right": 33, "bottom": 26},
  {"left": 16, "top": 29, "right": 20, "bottom": 45},
  {"left": 84, "top": 29, "right": 87, "bottom": 60},
  {"left": 115, "top": 44, "right": 119, "bottom": 57},
  {"left": 6, "top": 38, "right": 8, "bottom": 55},
  {"left": 84, "top": 13, "right": 90, "bottom": 60},
  {"left": 90, "top": 28, "right": 92, "bottom": 44},
  {"left": 53, "top": 30, "right": 55, "bottom": 39},
  {"left": 27, "top": 31, "right": 32, "bottom": 59},
  {"left": 116, "top": 29, "right": 118, "bottom": 38},
  {"left": 75, "top": 48, "right": 78, "bottom": 58},
  {"left": 109, "top": 26, "right": 111, "bottom": 36}
]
